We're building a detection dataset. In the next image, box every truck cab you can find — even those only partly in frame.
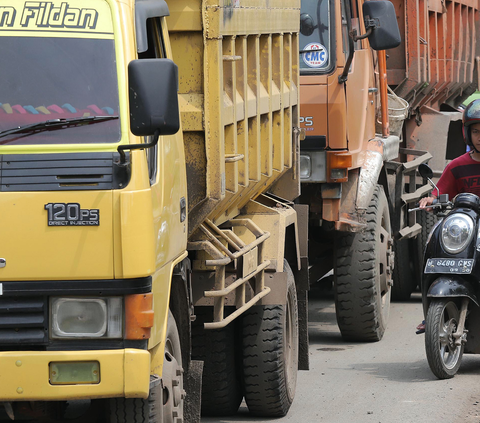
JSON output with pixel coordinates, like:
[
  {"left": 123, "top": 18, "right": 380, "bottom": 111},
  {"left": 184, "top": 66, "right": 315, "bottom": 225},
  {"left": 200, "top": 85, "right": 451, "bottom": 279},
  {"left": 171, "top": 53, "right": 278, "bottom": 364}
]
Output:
[{"left": 0, "top": 0, "right": 187, "bottom": 421}]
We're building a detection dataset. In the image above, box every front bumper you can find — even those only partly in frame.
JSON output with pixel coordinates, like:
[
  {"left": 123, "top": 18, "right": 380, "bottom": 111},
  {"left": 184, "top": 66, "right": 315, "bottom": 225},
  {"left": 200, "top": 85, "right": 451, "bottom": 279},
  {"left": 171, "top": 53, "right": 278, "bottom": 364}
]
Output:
[{"left": 0, "top": 349, "right": 150, "bottom": 401}]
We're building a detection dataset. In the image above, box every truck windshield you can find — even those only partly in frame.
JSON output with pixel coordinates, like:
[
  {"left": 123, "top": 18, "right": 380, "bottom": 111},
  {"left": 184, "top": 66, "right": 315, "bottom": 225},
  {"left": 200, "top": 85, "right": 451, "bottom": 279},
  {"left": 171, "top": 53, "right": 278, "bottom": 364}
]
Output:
[
  {"left": 0, "top": 0, "right": 120, "bottom": 146},
  {"left": 300, "top": 0, "right": 332, "bottom": 73}
]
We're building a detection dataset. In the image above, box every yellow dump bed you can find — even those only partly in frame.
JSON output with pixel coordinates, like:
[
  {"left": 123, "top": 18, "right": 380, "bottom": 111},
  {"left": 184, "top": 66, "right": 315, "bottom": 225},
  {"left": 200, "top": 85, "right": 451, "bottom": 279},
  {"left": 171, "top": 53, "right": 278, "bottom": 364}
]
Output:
[{"left": 165, "top": 0, "right": 300, "bottom": 236}]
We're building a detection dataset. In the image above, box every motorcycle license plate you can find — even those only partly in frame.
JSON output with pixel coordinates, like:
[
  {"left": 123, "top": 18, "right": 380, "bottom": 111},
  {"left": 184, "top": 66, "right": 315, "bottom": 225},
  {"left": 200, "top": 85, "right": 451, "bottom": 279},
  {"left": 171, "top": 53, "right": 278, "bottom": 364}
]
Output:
[{"left": 425, "top": 258, "right": 474, "bottom": 274}]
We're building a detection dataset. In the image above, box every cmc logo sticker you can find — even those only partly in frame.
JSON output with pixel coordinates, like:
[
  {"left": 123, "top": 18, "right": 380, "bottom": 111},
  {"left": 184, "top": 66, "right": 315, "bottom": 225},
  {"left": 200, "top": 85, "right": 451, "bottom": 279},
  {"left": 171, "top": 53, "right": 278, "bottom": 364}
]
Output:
[{"left": 302, "top": 43, "right": 328, "bottom": 68}]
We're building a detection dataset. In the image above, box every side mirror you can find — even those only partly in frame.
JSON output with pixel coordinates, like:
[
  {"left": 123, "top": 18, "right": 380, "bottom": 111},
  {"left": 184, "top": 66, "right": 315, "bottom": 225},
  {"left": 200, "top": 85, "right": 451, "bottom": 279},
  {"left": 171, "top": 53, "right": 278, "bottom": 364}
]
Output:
[
  {"left": 419, "top": 163, "right": 433, "bottom": 180},
  {"left": 300, "top": 13, "right": 316, "bottom": 36},
  {"left": 418, "top": 163, "right": 442, "bottom": 199},
  {"left": 362, "top": 0, "right": 401, "bottom": 50},
  {"left": 128, "top": 59, "right": 180, "bottom": 136}
]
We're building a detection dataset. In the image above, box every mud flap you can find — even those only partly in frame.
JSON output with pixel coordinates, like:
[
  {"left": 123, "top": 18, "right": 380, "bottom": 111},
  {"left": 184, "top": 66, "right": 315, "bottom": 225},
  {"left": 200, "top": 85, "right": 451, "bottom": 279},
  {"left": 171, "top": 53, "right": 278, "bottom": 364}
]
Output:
[
  {"left": 293, "top": 204, "right": 309, "bottom": 371},
  {"left": 183, "top": 360, "right": 203, "bottom": 423}
]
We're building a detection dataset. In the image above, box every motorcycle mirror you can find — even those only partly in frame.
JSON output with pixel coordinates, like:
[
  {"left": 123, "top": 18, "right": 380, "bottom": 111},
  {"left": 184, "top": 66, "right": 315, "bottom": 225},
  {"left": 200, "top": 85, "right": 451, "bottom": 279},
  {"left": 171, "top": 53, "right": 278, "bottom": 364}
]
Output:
[
  {"left": 419, "top": 163, "right": 441, "bottom": 199},
  {"left": 419, "top": 163, "right": 433, "bottom": 180}
]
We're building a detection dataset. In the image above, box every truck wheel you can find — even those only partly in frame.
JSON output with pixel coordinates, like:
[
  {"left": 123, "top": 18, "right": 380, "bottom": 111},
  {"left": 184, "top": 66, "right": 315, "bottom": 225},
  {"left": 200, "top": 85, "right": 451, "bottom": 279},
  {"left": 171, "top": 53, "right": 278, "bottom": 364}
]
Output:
[
  {"left": 108, "top": 311, "right": 184, "bottom": 423},
  {"left": 191, "top": 308, "right": 242, "bottom": 416},
  {"left": 334, "top": 184, "right": 393, "bottom": 341},
  {"left": 391, "top": 238, "right": 416, "bottom": 301},
  {"left": 425, "top": 299, "right": 464, "bottom": 379},
  {"left": 241, "top": 260, "right": 298, "bottom": 417}
]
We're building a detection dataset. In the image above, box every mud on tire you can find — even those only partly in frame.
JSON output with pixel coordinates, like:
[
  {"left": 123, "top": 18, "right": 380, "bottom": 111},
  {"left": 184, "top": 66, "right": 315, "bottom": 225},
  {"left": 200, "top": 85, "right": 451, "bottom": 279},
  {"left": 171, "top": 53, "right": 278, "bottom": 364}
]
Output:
[
  {"left": 241, "top": 260, "right": 298, "bottom": 417},
  {"left": 391, "top": 238, "right": 416, "bottom": 301},
  {"left": 191, "top": 307, "right": 242, "bottom": 416},
  {"left": 334, "top": 184, "right": 393, "bottom": 342}
]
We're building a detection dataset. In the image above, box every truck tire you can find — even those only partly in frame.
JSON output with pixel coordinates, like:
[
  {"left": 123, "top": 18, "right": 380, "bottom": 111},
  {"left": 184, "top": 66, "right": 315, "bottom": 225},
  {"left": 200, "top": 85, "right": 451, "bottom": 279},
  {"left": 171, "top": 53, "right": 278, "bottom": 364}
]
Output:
[
  {"left": 241, "top": 260, "right": 298, "bottom": 417},
  {"left": 191, "top": 308, "right": 242, "bottom": 416},
  {"left": 108, "top": 311, "right": 184, "bottom": 423},
  {"left": 334, "top": 184, "right": 393, "bottom": 341},
  {"left": 391, "top": 238, "right": 416, "bottom": 301}
]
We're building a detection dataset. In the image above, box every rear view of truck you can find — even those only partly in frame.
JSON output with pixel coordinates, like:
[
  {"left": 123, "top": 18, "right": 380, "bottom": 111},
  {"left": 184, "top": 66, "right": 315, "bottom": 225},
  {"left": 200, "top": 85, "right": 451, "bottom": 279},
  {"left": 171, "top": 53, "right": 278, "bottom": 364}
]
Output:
[{"left": 166, "top": 0, "right": 308, "bottom": 418}]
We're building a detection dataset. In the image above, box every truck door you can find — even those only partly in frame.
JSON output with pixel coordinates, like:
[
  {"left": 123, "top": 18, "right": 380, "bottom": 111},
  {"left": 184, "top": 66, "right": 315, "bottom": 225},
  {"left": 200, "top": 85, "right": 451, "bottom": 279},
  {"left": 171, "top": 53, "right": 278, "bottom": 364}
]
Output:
[{"left": 342, "top": 0, "right": 377, "bottom": 150}]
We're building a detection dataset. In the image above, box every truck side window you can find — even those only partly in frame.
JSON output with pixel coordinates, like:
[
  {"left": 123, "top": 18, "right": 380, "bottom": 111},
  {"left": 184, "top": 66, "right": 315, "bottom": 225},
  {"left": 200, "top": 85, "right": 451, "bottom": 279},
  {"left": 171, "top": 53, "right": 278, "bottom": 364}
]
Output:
[
  {"left": 349, "top": 0, "right": 362, "bottom": 50},
  {"left": 139, "top": 18, "right": 166, "bottom": 185},
  {"left": 341, "top": 0, "right": 362, "bottom": 61}
]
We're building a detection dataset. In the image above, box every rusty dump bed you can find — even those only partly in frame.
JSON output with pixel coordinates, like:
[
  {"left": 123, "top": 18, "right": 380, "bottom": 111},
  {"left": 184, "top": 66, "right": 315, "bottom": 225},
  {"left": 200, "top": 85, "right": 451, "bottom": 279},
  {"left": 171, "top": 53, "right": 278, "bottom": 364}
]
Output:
[
  {"left": 388, "top": 0, "right": 480, "bottom": 110},
  {"left": 165, "top": 0, "right": 300, "bottom": 236}
]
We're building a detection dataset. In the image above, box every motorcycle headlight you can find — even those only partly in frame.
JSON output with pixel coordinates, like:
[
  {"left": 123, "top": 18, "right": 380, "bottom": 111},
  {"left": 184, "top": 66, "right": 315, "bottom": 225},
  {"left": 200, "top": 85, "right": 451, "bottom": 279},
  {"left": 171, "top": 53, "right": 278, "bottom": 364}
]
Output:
[
  {"left": 441, "top": 213, "right": 475, "bottom": 254},
  {"left": 51, "top": 297, "right": 123, "bottom": 339}
]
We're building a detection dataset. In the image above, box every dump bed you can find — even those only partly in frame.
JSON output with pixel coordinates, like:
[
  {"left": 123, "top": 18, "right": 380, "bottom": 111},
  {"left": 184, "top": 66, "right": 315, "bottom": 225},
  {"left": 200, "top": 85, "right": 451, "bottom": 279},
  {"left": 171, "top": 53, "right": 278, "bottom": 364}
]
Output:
[
  {"left": 388, "top": 0, "right": 479, "bottom": 110},
  {"left": 165, "top": 0, "right": 300, "bottom": 236}
]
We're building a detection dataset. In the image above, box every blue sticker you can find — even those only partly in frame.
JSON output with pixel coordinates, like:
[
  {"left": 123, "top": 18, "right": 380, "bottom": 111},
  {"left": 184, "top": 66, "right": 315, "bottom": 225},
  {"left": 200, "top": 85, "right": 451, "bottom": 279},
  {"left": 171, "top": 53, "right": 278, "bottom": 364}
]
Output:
[{"left": 302, "top": 43, "right": 328, "bottom": 68}]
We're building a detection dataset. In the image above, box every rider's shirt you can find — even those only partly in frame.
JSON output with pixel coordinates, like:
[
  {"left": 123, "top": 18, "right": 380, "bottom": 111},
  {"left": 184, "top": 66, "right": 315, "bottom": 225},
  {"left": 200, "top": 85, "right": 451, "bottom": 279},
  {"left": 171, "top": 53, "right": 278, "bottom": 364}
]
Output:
[{"left": 436, "top": 152, "right": 480, "bottom": 199}]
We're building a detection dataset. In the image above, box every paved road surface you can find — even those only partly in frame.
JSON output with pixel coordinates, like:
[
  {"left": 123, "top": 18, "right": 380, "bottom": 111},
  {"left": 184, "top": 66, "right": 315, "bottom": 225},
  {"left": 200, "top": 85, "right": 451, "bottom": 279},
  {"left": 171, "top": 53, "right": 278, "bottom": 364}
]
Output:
[{"left": 202, "top": 284, "right": 480, "bottom": 423}]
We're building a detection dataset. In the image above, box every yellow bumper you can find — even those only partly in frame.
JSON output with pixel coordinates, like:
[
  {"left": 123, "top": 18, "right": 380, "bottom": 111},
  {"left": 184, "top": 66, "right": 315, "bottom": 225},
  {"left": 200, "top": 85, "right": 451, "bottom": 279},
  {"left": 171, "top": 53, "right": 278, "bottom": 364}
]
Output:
[{"left": 0, "top": 349, "right": 150, "bottom": 401}]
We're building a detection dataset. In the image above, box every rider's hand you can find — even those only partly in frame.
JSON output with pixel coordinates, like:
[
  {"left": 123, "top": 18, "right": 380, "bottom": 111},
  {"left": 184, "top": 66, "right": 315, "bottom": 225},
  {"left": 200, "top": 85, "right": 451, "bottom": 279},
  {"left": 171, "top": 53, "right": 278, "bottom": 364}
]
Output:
[{"left": 419, "top": 196, "right": 435, "bottom": 212}]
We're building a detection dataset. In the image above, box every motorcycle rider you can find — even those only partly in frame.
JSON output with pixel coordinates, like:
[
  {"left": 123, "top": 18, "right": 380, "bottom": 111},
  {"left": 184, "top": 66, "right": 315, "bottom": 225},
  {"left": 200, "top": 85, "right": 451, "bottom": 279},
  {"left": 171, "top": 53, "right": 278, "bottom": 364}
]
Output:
[
  {"left": 419, "top": 99, "right": 480, "bottom": 210},
  {"left": 416, "top": 99, "right": 480, "bottom": 333}
]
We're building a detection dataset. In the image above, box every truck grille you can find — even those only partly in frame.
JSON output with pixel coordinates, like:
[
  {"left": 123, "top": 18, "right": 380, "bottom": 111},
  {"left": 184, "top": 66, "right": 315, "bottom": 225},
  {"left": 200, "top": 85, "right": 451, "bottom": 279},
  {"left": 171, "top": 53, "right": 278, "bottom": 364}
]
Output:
[
  {"left": 0, "top": 297, "right": 48, "bottom": 345},
  {"left": 0, "top": 152, "right": 129, "bottom": 191}
]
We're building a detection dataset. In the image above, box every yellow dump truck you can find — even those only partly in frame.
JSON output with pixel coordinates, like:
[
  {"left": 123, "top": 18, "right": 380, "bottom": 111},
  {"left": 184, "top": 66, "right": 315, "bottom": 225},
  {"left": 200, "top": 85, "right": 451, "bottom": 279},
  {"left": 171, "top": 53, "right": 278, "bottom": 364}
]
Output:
[{"left": 0, "top": 0, "right": 305, "bottom": 421}]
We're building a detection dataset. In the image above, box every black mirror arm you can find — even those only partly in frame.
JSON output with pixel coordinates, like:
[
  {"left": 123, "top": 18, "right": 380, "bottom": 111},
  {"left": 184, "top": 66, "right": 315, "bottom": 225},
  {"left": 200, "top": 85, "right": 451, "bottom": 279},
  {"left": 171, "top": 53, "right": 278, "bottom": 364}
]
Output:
[
  {"left": 352, "top": 26, "right": 373, "bottom": 41},
  {"left": 338, "top": 33, "right": 355, "bottom": 83},
  {"left": 118, "top": 129, "right": 160, "bottom": 164}
]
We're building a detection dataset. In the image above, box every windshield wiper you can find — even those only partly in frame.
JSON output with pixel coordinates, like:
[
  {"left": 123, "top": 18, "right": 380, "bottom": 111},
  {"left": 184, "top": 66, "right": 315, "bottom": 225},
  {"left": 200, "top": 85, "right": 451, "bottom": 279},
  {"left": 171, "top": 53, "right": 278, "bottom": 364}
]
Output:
[{"left": 0, "top": 116, "right": 119, "bottom": 139}]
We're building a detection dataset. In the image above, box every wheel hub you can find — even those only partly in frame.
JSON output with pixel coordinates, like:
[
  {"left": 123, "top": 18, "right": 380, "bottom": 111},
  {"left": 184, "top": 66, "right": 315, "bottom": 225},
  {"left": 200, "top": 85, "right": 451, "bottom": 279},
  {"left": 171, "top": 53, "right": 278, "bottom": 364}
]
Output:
[
  {"left": 379, "top": 227, "right": 394, "bottom": 295},
  {"left": 162, "top": 351, "right": 185, "bottom": 423}
]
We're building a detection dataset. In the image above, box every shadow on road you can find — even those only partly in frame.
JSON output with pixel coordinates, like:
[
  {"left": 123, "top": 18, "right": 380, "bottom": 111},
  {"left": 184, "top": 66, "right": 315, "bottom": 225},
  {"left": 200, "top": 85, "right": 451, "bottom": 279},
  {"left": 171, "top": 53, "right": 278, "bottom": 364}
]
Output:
[
  {"left": 343, "top": 355, "right": 480, "bottom": 383},
  {"left": 338, "top": 360, "right": 435, "bottom": 383}
]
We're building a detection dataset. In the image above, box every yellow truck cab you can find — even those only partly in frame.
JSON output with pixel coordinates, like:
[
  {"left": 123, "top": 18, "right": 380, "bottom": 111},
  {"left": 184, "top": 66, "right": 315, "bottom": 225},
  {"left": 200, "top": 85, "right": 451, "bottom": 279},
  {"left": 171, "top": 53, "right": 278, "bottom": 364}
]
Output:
[
  {"left": 0, "top": 0, "right": 306, "bottom": 421},
  {"left": 0, "top": 0, "right": 185, "bottom": 421}
]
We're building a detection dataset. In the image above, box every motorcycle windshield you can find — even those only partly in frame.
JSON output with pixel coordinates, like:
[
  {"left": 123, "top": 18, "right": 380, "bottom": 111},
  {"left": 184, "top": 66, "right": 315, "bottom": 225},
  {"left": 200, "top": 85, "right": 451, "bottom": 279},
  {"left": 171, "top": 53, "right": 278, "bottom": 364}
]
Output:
[{"left": 0, "top": 0, "right": 120, "bottom": 146}]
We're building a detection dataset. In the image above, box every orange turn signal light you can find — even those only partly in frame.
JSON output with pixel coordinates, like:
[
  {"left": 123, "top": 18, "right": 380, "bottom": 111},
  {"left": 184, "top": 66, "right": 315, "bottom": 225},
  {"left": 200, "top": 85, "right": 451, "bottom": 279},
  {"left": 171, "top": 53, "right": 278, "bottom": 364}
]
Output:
[
  {"left": 327, "top": 152, "right": 352, "bottom": 182},
  {"left": 125, "top": 293, "right": 154, "bottom": 340},
  {"left": 328, "top": 152, "right": 352, "bottom": 169}
]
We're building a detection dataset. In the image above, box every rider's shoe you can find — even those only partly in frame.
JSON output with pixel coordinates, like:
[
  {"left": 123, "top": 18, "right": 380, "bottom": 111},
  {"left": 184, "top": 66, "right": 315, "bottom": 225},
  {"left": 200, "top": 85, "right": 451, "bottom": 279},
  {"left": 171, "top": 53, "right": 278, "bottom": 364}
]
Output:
[{"left": 416, "top": 320, "right": 425, "bottom": 335}]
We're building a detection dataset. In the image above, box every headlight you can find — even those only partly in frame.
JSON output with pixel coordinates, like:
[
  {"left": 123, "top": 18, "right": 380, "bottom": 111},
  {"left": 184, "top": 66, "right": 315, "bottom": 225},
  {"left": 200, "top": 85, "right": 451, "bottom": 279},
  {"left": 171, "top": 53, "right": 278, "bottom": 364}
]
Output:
[
  {"left": 51, "top": 297, "right": 123, "bottom": 339},
  {"left": 441, "top": 213, "right": 475, "bottom": 254},
  {"left": 300, "top": 155, "right": 312, "bottom": 179}
]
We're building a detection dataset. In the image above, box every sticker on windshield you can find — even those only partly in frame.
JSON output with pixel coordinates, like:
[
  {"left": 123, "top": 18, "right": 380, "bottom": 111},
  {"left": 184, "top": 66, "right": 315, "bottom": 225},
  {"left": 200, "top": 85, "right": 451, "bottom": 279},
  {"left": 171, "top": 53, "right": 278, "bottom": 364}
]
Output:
[
  {"left": 0, "top": 0, "right": 113, "bottom": 37},
  {"left": 302, "top": 43, "right": 328, "bottom": 68}
]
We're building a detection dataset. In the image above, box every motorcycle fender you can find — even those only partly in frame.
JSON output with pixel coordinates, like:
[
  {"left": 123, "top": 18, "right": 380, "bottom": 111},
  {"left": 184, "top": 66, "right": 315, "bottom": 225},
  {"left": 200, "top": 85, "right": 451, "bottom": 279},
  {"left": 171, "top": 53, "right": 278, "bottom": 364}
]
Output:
[{"left": 427, "top": 276, "right": 479, "bottom": 306}]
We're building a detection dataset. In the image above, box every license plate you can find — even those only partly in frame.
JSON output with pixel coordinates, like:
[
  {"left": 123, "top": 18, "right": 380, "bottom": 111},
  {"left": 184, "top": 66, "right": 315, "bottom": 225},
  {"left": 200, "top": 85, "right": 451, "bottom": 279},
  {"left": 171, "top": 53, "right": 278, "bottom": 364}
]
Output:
[{"left": 425, "top": 258, "right": 474, "bottom": 274}]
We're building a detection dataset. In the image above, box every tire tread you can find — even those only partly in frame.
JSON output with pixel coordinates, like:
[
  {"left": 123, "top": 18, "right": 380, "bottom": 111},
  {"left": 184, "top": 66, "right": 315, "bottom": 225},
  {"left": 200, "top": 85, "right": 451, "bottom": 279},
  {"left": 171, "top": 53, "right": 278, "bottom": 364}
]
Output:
[
  {"left": 334, "top": 185, "right": 391, "bottom": 341},
  {"left": 242, "top": 262, "right": 298, "bottom": 417}
]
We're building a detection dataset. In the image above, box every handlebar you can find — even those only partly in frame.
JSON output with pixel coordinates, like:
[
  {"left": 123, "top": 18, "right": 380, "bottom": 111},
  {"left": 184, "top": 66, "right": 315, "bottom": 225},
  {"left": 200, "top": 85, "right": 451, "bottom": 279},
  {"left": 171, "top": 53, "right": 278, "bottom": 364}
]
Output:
[{"left": 408, "top": 199, "right": 452, "bottom": 213}]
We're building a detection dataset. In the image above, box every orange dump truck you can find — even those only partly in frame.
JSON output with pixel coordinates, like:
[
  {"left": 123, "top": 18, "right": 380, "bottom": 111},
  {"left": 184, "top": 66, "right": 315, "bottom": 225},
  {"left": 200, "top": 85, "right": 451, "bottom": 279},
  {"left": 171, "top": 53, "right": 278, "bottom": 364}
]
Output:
[{"left": 298, "top": 0, "right": 479, "bottom": 341}]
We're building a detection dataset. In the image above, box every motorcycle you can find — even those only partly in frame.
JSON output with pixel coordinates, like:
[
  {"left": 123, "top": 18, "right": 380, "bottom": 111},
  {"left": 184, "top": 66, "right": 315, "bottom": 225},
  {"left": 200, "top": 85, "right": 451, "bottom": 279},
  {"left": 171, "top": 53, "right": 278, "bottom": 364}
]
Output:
[{"left": 411, "top": 164, "right": 480, "bottom": 379}]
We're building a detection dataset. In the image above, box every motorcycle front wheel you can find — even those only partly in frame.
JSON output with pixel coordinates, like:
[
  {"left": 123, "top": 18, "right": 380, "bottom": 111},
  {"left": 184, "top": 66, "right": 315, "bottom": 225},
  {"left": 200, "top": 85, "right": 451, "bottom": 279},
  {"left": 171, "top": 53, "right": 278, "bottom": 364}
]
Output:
[{"left": 425, "top": 299, "right": 464, "bottom": 379}]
